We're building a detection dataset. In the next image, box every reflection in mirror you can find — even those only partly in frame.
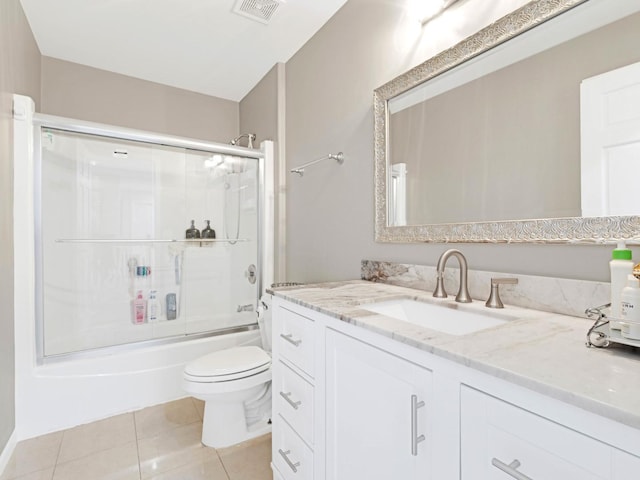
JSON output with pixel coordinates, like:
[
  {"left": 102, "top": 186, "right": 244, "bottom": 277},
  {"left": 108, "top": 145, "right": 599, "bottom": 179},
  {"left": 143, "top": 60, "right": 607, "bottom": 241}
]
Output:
[{"left": 375, "top": 0, "right": 640, "bottom": 243}]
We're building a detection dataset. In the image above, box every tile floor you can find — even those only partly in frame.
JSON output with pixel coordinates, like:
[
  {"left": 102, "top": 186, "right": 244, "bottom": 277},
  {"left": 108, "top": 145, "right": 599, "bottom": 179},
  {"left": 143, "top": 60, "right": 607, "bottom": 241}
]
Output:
[{"left": 1, "top": 398, "right": 273, "bottom": 480}]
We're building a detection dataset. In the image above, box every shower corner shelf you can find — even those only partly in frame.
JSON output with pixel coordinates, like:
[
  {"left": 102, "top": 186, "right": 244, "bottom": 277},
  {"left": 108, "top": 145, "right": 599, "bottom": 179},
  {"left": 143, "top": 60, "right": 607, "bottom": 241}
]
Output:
[{"left": 55, "top": 238, "right": 250, "bottom": 244}]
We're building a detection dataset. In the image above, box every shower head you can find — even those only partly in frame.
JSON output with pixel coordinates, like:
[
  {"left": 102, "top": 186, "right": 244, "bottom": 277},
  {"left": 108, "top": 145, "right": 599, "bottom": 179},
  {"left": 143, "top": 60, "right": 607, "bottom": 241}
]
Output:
[{"left": 230, "top": 133, "right": 256, "bottom": 149}]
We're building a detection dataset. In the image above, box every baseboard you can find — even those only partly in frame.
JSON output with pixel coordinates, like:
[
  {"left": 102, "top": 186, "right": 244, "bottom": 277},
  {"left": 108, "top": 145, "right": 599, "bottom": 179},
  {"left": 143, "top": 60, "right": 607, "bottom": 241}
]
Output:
[{"left": 0, "top": 430, "right": 17, "bottom": 477}]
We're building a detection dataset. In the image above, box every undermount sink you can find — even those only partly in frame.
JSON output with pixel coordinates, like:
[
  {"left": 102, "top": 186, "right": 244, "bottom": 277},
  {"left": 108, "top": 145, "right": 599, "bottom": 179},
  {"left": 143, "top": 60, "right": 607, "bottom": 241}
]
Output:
[{"left": 360, "top": 299, "right": 516, "bottom": 335}]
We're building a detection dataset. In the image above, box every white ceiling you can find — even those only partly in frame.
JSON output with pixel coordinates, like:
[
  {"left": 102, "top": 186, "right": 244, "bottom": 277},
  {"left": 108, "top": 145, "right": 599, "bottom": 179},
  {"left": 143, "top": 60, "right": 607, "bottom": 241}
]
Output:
[{"left": 19, "top": 0, "right": 348, "bottom": 102}]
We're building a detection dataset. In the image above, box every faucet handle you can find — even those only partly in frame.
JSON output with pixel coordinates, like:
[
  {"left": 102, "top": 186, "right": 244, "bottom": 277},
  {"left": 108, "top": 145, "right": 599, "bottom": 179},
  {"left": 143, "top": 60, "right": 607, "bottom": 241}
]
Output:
[{"left": 485, "top": 277, "right": 518, "bottom": 309}]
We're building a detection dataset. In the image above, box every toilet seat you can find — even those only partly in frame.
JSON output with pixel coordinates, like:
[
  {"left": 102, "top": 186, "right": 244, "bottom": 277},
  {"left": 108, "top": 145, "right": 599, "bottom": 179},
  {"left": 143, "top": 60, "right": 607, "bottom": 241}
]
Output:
[{"left": 184, "top": 346, "right": 271, "bottom": 383}]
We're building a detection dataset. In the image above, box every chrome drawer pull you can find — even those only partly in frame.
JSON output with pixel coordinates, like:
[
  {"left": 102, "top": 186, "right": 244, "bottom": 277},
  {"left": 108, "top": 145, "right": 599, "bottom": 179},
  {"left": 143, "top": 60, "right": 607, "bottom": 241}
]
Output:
[
  {"left": 279, "top": 391, "right": 302, "bottom": 410},
  {"left": 410, "top": 394, "right": 426, "bottom": 456},
  {"left": 278, "top": 448, "right": 301, "bottom": 473},
  {"left": 280, "top": 333, "right": 302, "bottom": 347},
  {"left": 491, "top": 458, "right": 533, "bottom": 480}
]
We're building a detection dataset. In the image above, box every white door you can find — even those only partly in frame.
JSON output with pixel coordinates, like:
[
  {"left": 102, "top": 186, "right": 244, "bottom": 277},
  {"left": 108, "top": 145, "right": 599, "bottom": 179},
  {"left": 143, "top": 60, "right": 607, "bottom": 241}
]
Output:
[
  {"left": 581, "top": 61, "right": 640, "bottom": 217},
  {"left": 325, "top": 329, "right": 432, "bottom": 480}
]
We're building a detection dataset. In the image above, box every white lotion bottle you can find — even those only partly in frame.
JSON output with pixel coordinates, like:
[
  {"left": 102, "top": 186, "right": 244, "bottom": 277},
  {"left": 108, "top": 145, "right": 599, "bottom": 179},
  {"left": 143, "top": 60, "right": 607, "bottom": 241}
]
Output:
[
  {"left": 148, "top": 290, "right": 160, "bottom": 322},
  {"left": 610, "top": 241, "right": 633, "bottom": 328},
  {"left": 621, "top": 274, "right": 640, "bottom": 339}
]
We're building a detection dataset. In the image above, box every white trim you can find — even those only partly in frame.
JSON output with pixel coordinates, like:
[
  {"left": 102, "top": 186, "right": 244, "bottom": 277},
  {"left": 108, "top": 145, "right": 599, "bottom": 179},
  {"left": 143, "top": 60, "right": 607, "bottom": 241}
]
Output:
[
  {"left": 0, "top": 430, "right": 17, "bottom": 477},
  {"left": 276, "top": 62, "right": 287, "bottom": 283}
]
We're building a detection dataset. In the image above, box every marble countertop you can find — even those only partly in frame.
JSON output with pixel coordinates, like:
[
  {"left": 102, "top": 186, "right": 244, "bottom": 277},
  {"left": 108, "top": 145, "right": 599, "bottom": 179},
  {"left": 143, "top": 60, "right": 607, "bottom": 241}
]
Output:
[{"left": 270, "top": 280, "right": 640, "bottom": 430}]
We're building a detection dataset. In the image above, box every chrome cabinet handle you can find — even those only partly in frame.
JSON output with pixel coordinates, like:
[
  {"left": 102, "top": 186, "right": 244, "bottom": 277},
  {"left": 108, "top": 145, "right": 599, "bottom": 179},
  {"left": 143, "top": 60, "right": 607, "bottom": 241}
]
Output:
[
  {"left": 278, "top": 448, "right": 301, "bottom": 473},
  {"left": 491, "top": 458, "right": 533, "bottom": 480},
  {"left": 410, "top": 394, "right": 426, "bottom": 456},
  {"left": 279, "top": 391, "right": 302, "bottom": 410},
  {"left": 280, "top": 333, "right": 302, "bottom": 347}
]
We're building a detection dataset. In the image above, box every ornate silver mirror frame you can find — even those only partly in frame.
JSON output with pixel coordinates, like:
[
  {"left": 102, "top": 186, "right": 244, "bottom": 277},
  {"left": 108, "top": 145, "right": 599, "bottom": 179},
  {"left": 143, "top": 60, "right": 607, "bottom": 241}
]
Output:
[{"left": 374, "top": 0, "right": 640, "bottom": 244}]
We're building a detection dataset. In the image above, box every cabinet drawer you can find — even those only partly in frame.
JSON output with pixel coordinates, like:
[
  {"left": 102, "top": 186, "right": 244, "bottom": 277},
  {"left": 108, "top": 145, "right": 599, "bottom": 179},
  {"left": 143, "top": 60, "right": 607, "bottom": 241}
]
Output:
[
  {"left": 461, "top": 386, "right": 611, "bottom": 480},
  {"left": 273, "top": 360, "right": 315, "bottom": 446},
  {"left": 277, "top": 307, "right": 315, "bottom": 377},
  {"left": 273, "top": 415, "right": 314, "bottom": 480}
]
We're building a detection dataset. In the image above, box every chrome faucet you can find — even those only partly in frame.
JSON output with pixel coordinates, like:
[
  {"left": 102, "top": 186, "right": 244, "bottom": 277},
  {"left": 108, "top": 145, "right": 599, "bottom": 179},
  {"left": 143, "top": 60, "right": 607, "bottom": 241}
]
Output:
[{"left": 433, "top": 249, "right": 472, "bottom": 303}]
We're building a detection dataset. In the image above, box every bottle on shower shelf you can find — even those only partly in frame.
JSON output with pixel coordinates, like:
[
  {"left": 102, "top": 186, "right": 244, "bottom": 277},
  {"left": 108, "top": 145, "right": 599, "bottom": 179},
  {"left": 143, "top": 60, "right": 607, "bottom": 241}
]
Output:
[
  {"left": 133, "top": 290, "right": 146, "bottom": 324},
  {"left": 202, "top": 220, "right": 216, "bottom": 239},
  {"left": 185, "top": 220, "right": 200, "bottom": 239},
  {"left": 148, "top": 290, "right": 160, "bottom": 322}
]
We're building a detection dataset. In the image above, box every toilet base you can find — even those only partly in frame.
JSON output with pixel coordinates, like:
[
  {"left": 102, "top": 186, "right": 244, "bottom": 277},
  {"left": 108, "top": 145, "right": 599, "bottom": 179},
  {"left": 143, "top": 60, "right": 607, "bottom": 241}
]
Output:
[{"left": 202, "top": 400, "right": 271, "bottom": 448}]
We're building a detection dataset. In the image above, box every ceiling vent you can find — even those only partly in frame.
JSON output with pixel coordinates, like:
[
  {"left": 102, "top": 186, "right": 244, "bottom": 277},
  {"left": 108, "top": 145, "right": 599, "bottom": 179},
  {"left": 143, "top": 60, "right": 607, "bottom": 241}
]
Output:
[{"left": 232, "top": 0, "right": 283, "bottom": 25}]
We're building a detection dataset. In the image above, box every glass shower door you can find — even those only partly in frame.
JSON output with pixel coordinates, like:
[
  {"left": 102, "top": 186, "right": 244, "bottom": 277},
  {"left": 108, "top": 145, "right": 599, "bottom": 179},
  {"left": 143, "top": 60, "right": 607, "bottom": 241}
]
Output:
[
  {"left": 179, "top": 149, "right": 260, "bottom": 335},
  {"left": 39, "top": 128, "right": 260, "bottom": 357}
]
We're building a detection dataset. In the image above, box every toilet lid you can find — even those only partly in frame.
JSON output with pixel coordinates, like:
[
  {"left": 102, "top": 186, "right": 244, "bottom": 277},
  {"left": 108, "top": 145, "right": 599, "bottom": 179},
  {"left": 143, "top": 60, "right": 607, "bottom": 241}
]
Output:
[{"left": 185, "top": 346, "right": 271, "bottom": 378}]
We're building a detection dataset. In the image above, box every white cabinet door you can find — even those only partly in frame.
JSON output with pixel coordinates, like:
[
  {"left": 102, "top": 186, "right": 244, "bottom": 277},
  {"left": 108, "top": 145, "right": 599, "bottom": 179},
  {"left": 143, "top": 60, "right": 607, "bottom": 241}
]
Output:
[
  {"left": 325, "top": 329, "right": 432, "bottom": 480},
  {"left": 461, "top": 386, "right": 611, "bottom": 480},
  {"left": 613, "top": 449, "right": 640, "bottom": 480}
]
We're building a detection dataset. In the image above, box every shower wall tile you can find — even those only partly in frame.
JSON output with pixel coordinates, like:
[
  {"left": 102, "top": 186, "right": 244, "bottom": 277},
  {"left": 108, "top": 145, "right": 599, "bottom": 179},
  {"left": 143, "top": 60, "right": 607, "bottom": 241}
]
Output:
[{"left": 361, "top": 259, "right": 610, "bottom": 318}]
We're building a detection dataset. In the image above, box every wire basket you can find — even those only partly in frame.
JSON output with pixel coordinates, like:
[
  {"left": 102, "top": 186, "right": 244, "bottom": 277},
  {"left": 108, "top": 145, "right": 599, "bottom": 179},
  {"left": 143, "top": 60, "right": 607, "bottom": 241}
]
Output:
[{"left": 585, "top": 303, "right": 640, "bottom": 349}]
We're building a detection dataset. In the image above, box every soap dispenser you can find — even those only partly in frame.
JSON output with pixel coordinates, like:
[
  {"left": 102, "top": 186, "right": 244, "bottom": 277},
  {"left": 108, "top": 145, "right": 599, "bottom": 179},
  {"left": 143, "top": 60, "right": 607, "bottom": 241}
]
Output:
[
  {"left": 202, "top": 220, "right": 216, "bottom": 239},
  {"left": 610, "top": 241, "right": 633, "bottom": 328},
  {"left": 185, "top": 220, "right": 200, "bottom": 239}
]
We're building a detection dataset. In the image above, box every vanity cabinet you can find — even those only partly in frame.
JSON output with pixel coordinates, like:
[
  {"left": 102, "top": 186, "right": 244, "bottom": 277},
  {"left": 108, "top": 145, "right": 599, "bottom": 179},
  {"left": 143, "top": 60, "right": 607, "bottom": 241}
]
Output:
[
  {"left": 271, "top": 304, "right": 318, "bottom": 480},
  {"left": 271, "top": 297, "right": 640, "bottom": 480},
  {"left": 325, "top": 328, "right": 432, "bottom": 480}
]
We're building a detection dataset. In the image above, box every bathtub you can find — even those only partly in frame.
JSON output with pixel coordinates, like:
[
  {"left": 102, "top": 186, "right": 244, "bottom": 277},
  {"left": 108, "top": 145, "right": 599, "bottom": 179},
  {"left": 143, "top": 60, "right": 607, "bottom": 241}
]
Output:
[
  {"left": 13, "top": 95, "right": 274, "bottom": 441},
  {"left": 16, "top": 329, "right": 261, "bottom": 439}
]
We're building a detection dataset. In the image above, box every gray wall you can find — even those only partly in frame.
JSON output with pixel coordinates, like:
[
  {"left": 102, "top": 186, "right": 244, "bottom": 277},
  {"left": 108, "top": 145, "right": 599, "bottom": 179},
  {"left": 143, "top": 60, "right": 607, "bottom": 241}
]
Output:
[
  {"left": 284, "top": 0, "right": 619, "bottom": 284},
  {"left": 0, "top": 0, "right": 41, "bottom": 454},
  {"left": 239, "top": 63, "right": 287, "bottom": 283},
  {"left": 41, "top": 57, "right": 239, "bottom": 143}
]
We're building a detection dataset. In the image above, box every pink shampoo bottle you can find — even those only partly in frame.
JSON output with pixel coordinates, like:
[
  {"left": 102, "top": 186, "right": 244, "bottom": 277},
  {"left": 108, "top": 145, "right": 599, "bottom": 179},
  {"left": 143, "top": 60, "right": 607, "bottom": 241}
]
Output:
[{"left": 133, "top": 290, "right": 146, "bottom": 324}]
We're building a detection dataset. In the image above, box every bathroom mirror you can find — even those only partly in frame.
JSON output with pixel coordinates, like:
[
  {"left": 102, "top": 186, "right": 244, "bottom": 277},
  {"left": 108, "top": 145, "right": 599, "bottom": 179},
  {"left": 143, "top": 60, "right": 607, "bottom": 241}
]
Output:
[{"left": 374, "top": 0, "right": 640, "bottom": 243}]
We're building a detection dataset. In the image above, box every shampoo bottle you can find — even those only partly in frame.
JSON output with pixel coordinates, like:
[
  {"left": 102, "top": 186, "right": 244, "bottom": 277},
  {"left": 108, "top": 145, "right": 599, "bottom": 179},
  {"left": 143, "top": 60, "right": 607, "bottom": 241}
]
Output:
[
  {"left": 610, "top": 241, "right": 633, "bottom": 328},
  {"left": 133, "top": 290, "right": 146, "bottom": 324},
  {"left": 148, "top": 290, "right": 160, "bottom": 322}
]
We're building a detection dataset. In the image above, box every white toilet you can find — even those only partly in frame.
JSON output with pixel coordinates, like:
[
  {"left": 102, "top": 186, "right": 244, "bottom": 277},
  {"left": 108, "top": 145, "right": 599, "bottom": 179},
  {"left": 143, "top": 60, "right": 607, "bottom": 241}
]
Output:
[{"left": 183, "top": 295, "right": 273, "bottom": 448}]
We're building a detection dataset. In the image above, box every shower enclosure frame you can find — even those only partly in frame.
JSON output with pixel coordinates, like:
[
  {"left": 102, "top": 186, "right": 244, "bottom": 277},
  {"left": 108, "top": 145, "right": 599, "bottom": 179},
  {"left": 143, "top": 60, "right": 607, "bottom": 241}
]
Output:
[{"left": 31, "top": 112, "right": 274, "bottom": 364}]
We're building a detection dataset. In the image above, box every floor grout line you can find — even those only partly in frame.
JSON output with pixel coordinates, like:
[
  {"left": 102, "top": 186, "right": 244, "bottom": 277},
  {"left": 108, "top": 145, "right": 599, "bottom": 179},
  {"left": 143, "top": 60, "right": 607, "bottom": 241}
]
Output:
[
  {"left": 215, "top": 449, "right": 232, "bottom": 480},
  {"left": 132, "top": 413, "right": 142, "bottom": 480},
  {"left": 50, "top": 429, "right": 65, "bottom": 480}
]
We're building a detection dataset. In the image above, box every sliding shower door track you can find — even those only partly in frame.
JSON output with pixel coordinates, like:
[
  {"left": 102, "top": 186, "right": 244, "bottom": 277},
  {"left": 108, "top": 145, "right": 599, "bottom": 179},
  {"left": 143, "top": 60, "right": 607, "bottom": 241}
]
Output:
[{"left": 39, "top": 323, "right": 259, "bottom": 365}]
